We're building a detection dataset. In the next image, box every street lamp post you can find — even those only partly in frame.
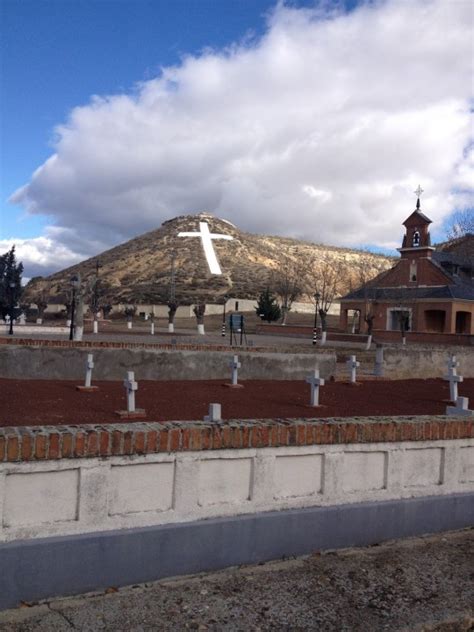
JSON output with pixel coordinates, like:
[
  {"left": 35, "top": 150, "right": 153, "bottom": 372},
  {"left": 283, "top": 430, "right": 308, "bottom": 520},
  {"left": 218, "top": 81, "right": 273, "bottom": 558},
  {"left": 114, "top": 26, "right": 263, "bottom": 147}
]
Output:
[
  {"left": 8, "top": 282, "right": 16, "bottom": 335},
  {"left": 93, "top": 260, "right": 102, "bottom": 334},
  {"left": 312, "top": 292, "right": 320, "bottom": 345},
  {"left": 69, "top": 275, "right": 79, "bottom": 341},
  {"left": 221, "top": 295, "right": 227, "bottom": 337}
]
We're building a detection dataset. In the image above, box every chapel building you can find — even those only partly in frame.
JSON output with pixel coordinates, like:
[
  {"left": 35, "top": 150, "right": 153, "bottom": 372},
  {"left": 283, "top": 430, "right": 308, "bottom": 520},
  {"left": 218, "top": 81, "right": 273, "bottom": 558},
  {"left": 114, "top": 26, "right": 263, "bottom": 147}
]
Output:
[{"left": 339, "top": 195, "right": 474, "bottom": 344}]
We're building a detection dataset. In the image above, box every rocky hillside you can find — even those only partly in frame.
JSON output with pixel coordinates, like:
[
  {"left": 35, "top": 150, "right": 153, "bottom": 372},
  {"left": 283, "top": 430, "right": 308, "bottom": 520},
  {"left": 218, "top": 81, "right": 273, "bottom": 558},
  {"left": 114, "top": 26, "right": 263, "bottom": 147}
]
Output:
[{"left": 24, "top": 212, "right": 394, "bottom": 305}]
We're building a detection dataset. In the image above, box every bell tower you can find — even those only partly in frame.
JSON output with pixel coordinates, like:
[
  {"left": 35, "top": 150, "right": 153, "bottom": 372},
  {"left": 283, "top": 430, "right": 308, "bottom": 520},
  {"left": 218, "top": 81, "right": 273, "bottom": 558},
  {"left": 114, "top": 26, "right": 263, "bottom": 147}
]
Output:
[{"left": 399, "top": 185, "right": 434, "bottom": 259}]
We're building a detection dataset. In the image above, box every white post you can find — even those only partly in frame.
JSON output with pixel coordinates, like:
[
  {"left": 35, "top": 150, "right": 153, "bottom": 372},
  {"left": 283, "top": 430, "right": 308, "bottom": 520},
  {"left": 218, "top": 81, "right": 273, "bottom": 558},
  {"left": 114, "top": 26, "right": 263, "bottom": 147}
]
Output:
[
  {"left": 85, "top": 354, "right": 94, "bottom": 388},
  {"left": 374, "top": 345, "right": 384, "bottom": 376},
  {"left": 319, "top": 330, "right": 327, "bottom": 346},
  {"left": 204, "top": 403, "right": 222, "bottom": 422},
  {"left": 306, "top": 369, "right": 325, "bottom": 406},
  {"left": 127, "top": 321, "right": 132, "bottom": 330},
  {"left": 168, "top": 323, "right": 174, "bottom": 333},
  {"left": 365, "top": 334, "right": 372, "bottom": 351},
  {"left": 93, "top": 320, "right": 98, "bottom": 334},
  {"left": 444, "top": 356, "right": 463, "bottom": 403},
  {"left": 230, "top": 355, "right": 241, "bottom": 386},
  {"left": 124, "top": 371, "right": 138, "bottom": 413},
  {"left": 347, "top": 355, "right": 360, "bottom": 383},
  {"left": 151, "top": 322, "right": 155, "bottom": 335},
  {"left": 197, "top": 323, "right": 205, "bottom": 335}
]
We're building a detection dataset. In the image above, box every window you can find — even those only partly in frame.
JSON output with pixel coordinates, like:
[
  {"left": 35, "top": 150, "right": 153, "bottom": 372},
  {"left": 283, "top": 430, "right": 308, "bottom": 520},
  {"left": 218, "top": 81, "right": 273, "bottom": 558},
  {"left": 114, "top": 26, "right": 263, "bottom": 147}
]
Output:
[
  {"left": 387, "top": 308, "right": 411, "bottom": 332},
  {"left": 409, "top": 261, "right": 417, "bottom": 282},
  {"left": 412, "top": 230, "right": 420, "bottom": 247}
]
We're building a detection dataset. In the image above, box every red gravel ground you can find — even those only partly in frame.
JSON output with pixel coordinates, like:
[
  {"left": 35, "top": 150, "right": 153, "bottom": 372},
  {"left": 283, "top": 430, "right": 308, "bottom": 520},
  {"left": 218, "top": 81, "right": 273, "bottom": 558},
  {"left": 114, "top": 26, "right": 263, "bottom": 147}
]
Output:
[{"left": 1, "top": 378, "right": 473, "bottom": 426}]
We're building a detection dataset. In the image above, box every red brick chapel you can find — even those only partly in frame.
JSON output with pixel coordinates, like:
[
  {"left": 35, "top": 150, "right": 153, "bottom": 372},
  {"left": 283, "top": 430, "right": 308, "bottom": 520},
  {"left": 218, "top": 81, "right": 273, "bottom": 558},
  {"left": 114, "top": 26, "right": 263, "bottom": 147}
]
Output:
[{"left": 339, "top": 191, "right": 474, "bottom": 344}]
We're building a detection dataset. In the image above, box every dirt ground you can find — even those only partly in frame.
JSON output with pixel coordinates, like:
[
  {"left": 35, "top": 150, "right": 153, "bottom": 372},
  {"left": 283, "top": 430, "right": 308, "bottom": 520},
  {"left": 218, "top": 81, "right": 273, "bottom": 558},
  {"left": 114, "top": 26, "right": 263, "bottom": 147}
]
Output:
[
  {"left": 0, "top": 529, "right": 472, "bottom": 631},
  {"left": 1, "top": 378, "right": 473, "bottom": 426}
]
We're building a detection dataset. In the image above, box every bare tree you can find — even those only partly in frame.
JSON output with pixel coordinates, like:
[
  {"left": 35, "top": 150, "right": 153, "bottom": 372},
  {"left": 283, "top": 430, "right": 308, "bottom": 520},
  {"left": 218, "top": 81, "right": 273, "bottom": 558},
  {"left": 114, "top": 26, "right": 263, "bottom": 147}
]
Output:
[
  {"left": 446, "top": 210, "right": 474, "bottom": 239},
  {"left": 193, "top": 302, "right": 206, "bottom": 335},
  {"left": 271, "top": 252, "right": 305, "bottom": 324},
  {"left": 345, "top": 250, "right": 393, "bottom": 346},
  {"left": 303, "top": 253, "right": 343, "bottom": 345},
  {"left": 87, "top": 275, "right": 112, "bottom": 333},
  {"left": 167, "top": 301, "right": 178, "bottom": 332},
  {"left": 32, "top": 289, "right": 49, "bottom": 324}
]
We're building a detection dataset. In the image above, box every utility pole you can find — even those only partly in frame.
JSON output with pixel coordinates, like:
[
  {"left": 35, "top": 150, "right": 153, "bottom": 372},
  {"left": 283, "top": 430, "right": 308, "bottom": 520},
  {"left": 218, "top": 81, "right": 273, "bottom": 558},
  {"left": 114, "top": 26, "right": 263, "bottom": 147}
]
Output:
[{"left": 169, "top": 252, "right": 176, "bottom": 303}]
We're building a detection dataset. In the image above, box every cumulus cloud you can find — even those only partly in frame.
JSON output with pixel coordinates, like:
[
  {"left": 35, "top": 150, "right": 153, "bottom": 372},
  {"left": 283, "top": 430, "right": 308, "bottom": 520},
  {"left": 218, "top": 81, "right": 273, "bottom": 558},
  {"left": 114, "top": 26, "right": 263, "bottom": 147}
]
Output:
[{"left": 9, "top": 0, "right": 474, "bottom": 275}]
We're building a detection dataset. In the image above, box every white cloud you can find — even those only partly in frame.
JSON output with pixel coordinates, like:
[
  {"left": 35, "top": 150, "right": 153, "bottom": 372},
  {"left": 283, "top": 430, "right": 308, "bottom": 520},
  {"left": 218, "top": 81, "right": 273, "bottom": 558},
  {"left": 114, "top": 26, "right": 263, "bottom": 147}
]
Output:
[
  {"left": 9, "top": 0, "right": 474, "bottom": 275},
  {"left": 0, "top": 233, "right": 82, "bottom": 281}
]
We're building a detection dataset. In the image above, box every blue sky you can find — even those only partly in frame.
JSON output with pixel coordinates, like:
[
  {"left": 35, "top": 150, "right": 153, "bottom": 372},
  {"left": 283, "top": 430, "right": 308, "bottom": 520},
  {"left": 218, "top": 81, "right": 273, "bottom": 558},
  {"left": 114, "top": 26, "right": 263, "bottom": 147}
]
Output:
[
  {"left": 2, "top": 0, "right": 302, "bottom": 236},
  {"left": 1, "top": 0, "right": 472, "bottom": 277}
]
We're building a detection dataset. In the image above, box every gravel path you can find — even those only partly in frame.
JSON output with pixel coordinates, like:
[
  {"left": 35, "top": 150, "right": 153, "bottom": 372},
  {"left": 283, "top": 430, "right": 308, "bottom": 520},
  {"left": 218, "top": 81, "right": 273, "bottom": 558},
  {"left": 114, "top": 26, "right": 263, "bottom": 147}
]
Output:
[{"left": 1, "top": 529, "right": 472, "bottom": 631}]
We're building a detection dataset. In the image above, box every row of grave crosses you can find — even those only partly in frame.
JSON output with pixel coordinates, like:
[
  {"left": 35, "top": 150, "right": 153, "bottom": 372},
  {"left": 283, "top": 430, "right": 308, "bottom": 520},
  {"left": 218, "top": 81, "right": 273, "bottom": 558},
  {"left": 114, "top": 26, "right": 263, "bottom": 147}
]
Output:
[
  {"left": 76, "top": 351, "right": 473, "bottom": 420},
  {"left": 76, "top": 352, "right": 363, "bottom": 419}
]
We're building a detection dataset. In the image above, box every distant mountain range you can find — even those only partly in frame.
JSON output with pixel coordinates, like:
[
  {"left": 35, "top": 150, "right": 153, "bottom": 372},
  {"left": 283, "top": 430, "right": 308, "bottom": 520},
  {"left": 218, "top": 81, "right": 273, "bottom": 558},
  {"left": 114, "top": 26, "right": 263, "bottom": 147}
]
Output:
[{"left": 24, "top": 212, "right": 394, "bottom": 305}]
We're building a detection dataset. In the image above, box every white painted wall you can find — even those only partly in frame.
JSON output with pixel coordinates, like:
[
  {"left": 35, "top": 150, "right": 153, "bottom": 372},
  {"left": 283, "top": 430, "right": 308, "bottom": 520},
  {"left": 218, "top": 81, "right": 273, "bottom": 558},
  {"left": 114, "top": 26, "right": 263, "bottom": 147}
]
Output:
[{"left": 0, "top": 440, "right": 472, "bottom": 543}]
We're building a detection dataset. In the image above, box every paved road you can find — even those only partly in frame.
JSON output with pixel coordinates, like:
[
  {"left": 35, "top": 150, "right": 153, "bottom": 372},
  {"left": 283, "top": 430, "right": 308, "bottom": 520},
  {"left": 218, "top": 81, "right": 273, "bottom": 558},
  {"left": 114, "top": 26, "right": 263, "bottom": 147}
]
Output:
[{"left": 1, "top": 530, "right": 472, "bottom": 631}]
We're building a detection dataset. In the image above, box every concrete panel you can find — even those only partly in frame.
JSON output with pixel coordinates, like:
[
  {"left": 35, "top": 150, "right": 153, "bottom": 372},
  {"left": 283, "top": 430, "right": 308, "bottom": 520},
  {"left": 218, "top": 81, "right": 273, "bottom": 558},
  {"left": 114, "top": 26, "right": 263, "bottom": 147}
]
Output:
[
  {"left": 109, "top": 463, "right": 174, "bottom": 516},
  {"left": 3, "top": 470, "right": 79, "bottom": 528},
  {"left": 459, "top": 447, "right": 474, "bottom": 483},
  {"left": 343, "top": 451, "right": 387, "bottom": 492},
  {"left": 403, "top": 448, "right": 443, "bottom": 487},
  {"left": 274, "top": 454, "right": 322, "bottom": 499},
  {"left": 198, "top": 458, "right": 252, "bottom": 506}
]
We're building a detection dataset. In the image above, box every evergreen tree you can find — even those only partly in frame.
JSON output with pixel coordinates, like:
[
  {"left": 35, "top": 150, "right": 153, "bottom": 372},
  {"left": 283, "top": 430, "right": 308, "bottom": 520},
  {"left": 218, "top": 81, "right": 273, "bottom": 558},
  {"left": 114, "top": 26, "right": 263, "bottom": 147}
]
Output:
[
  {"left": 255, "top": 288, "right": 281, "bottom": 323},
  {"left": 0, "top": 247, "right": 23, "bottom": 319}
]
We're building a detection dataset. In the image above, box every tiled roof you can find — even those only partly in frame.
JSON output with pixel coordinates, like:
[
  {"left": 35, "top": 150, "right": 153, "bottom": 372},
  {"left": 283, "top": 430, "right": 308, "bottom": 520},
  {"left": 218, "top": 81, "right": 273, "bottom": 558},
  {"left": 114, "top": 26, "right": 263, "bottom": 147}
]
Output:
[{"left": 341, "top": 283, "right": 474, "bottom": 302}]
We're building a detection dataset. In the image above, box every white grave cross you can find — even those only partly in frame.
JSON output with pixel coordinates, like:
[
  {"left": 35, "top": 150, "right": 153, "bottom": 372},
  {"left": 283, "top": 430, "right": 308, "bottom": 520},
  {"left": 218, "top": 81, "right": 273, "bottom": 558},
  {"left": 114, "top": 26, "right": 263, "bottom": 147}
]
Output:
[
  {"left": 230, "top": 355, "right": 241, "bottom": 386},
  {"left": 178, "top": 221, "right": 233, "bottom": 275},
  {"left": 347, "top": 355, "right": 360, "bottom": 383},
  {"left": 444, "top": 368, "right": 463, "bottom": 403},
  {"left": 124, "top": 371, "right": 138, "bottom": 413},
  {"left": 306, "top": 369, "right": 325, "bottom": 406},
  {"left": 85, "top": 353, "right": 94, "bottom": 388},
  {"left": 448, "top": 355, "right": 459, "bottom": 372}
]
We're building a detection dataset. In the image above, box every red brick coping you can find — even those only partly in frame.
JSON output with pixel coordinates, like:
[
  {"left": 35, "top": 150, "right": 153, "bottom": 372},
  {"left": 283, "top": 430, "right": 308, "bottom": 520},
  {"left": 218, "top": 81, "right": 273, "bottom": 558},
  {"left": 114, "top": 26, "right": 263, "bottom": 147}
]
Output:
[{"left": 0, "top": 417, "right": 471, "bottom": 463}]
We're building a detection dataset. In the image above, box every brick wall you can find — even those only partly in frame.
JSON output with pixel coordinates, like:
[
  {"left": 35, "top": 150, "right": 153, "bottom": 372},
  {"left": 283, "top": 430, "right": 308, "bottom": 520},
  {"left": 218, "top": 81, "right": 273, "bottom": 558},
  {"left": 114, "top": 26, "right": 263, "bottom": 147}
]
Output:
[
  {"left": 370, "top": 257, "right": 452, "bottom": 287},
  {"left": 1, "top": 417, "right": 472, "bottom": 463}
]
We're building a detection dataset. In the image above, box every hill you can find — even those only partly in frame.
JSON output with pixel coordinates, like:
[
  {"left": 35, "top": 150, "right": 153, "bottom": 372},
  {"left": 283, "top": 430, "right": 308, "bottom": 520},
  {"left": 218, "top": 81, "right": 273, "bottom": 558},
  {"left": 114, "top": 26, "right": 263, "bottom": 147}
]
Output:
[{"left": 24, "top": 212, "right": 394, "bottom": 305}]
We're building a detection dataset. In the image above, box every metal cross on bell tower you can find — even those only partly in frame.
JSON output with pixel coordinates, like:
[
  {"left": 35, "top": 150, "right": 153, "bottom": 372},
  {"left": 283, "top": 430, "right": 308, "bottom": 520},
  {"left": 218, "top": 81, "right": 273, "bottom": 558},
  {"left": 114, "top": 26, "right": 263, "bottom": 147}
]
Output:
[{"left": 414, "top": 185, "right": 424, "bottom": 209}]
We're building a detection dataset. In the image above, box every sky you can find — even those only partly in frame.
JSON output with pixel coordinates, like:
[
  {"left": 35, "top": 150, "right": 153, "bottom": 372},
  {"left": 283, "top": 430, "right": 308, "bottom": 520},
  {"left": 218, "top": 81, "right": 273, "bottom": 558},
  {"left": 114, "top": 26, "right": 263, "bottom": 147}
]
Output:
[{"left": 1, "top": 0, "right": 473, "bottom": 280}]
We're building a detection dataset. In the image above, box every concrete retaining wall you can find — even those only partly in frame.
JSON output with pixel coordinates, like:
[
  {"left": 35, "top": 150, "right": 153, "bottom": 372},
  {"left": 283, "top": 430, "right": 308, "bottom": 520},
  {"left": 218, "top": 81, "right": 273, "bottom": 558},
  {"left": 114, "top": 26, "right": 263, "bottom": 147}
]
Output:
[
  {"left": 383, "top": 346, "right": 474, "bottom": 378},
  {"left": 1, "top": 429, "right": 472, "bottom": 544},
  {"left": 1, "top": 416, "right": 472, "bottom": 609},
  {"left": 0, "top": 345, "right": 335, "bottom": 381}
]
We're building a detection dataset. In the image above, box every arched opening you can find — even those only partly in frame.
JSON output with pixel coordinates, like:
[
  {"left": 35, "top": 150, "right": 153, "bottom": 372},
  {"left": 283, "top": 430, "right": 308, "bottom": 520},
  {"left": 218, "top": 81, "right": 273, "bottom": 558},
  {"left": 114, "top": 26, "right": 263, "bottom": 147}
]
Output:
[{"left": 455, "top": 311, "right": 471, "bottom": 334}]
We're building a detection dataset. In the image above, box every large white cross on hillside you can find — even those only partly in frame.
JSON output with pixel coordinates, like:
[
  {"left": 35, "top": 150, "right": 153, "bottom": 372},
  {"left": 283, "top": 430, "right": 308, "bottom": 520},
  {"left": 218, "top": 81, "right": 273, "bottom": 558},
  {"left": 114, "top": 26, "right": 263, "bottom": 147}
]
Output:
[{"left": 178, "top": 221, "right": 233, "bottom": 275}]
